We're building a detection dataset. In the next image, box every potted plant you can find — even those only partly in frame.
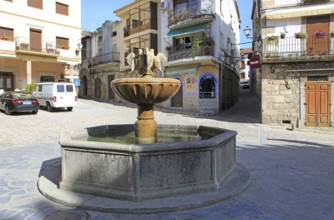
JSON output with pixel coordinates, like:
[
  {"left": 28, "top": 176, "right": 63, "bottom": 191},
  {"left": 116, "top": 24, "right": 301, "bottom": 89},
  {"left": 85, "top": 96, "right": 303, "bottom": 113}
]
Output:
[
  {"left": 265, "top": 35, "right": 279, "bottom": 45},
  {"left": 314, "top": 30, "right": 326, "bottom": 39},
  {"left": 280, "top": 32, "right": 286, "bottom": 39},
  {"left": 294, "top": 32, "right": 307, "bottom": 39},
  {"left": 330, "top": 29, "right": 334, "bottom": 38}
]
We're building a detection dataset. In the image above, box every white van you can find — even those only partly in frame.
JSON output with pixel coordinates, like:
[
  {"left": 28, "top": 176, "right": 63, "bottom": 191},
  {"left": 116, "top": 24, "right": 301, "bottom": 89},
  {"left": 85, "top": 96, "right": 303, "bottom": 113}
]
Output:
[{"left": 33, "top": 82, "right": 78, "bottom": 112}]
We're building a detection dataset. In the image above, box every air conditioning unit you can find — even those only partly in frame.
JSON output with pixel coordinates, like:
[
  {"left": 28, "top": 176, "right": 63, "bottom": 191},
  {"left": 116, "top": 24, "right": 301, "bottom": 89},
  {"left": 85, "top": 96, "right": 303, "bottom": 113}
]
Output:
[{"left": 160, "top": 0, "right": 170, "bottom": 10}]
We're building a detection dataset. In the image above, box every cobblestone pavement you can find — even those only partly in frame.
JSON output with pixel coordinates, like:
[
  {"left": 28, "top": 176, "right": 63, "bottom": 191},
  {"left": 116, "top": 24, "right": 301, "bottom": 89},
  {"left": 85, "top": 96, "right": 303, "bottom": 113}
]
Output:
[{"left": 0, "top": 90, "right": 334, "bottom": 220}]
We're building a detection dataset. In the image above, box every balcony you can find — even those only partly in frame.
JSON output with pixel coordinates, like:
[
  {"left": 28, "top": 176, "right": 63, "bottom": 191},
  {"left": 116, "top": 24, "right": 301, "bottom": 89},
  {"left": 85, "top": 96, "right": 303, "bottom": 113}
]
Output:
[
  {"left": 262, "top": 35, "right": 334, "bottom": 60},
  {"left": 15, "top": 37, "right": 59, "bottom": 56},
  {"left": 90, "top": 52, "right": 120, "bottom": 67},
  {"left": 168, "top": 0, "right": 213, "bottom": 27},
  {"left": 167, "top": 43, "right": 214, "bottom": 62},
  {"left": 123, "top": 19, "right": 157, "bottom": 37}
]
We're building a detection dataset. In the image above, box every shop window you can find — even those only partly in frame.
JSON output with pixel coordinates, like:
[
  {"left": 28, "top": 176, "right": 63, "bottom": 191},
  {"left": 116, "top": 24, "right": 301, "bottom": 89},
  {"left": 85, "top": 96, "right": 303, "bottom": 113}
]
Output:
[{"left": 199, "top": 76, "right": 216, "bottom": 99}]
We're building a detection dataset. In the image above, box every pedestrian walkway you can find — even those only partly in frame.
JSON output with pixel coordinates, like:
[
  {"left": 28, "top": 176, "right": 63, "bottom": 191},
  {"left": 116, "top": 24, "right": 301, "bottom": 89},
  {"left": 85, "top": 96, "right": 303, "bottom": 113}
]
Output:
[{"left": 0, "top": 90, "right": 333, "bottom": 220}]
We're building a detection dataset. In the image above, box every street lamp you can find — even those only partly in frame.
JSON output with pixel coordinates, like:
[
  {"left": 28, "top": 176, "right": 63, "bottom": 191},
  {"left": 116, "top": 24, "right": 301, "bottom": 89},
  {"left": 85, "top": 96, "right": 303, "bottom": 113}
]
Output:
[{"left": 244, "top": 26, "right": 252, "bottom": 39}]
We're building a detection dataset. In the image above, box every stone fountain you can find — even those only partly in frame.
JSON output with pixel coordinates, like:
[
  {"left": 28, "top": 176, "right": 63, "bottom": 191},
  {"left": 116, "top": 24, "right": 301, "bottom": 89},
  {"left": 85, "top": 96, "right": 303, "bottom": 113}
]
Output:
[{"left": 37, "top": 49, "right": 249, "bottom": 213}]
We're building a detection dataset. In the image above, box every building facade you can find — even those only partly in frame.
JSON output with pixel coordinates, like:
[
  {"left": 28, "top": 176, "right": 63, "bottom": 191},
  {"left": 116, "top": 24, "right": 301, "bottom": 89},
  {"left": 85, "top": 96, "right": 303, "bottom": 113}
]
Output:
[
  {"left": 252, "top": 0, "right": 334, "bottom": 128},
  {"left": 240, "top": 48, "right": 252, "bottom": 82},
  {"left": 79, "top": 21, "right": 123, "bottom": 100},
  {"left": 0, "top": 0, "right": 82, "bottom": 91},
  {"left": 160, "top": 0, "right": 241, "bottom": 115}
]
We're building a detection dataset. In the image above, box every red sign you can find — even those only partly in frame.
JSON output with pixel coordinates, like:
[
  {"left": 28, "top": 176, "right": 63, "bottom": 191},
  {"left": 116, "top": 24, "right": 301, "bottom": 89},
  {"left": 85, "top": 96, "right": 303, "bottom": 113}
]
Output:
[{"left": 249, "top": 57, "right": 260, "bottom": 69}]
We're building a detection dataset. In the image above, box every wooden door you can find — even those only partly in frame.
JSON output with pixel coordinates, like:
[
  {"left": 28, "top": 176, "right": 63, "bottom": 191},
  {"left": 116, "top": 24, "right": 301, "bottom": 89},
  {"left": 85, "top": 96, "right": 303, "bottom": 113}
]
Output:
[
  {"left": 306, "top": 16, "right": 329, "bottom": 55},
  {"left": 30, "top": 29, "right": 42, "bottom": 52},
  {"left": 305, "top": 81, "right": 331, "bottom": 126}
]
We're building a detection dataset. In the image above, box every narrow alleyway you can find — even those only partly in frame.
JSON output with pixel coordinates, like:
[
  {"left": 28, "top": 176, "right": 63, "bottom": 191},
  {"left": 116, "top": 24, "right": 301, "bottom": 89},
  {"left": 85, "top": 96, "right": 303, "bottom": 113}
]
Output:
[{"left": 218, "top": 88, "right": 261, "bottom": 124}]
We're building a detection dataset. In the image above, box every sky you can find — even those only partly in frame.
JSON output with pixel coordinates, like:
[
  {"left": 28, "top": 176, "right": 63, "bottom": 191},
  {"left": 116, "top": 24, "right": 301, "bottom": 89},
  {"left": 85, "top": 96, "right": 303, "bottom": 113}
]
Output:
[{"left": 81, "top": 0, "right": 253, "bottom": 48}]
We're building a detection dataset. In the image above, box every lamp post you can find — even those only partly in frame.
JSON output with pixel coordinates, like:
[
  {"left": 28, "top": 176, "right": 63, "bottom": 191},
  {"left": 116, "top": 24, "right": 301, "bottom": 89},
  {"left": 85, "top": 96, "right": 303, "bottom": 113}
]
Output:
[{"left": 244, "top": 26, "right": 252, "bottom": 39}]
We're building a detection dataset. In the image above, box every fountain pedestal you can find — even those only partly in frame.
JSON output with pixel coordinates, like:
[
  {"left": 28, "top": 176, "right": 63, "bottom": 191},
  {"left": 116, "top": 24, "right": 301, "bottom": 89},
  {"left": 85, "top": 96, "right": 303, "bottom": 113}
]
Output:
[{"left": 135, "top": 104, "right": 157, "bottom": 144}]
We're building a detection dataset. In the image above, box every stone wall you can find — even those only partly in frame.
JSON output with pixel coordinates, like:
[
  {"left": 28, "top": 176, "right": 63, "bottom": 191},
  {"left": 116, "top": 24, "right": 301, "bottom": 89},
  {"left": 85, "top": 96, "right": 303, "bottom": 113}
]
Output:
[{"left": 261, "top": 61, "right": 334, "bottom": 128}]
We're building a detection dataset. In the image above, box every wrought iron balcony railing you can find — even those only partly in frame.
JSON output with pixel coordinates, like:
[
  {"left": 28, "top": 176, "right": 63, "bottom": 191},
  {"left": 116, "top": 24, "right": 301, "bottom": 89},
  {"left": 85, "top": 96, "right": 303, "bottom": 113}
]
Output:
[
  {"left": 90, "top": 52, "right": 120, "bottom": 67},
  {"left": 15, "top": 37, "right": 59, "bottom": 54},
  {"left": 167, "top": 44, "right": 214, "bottom": 62},
  {"left": 168, "top": 0, "right": 213, "bottom": 26},
  {"left": 262, "top": 35, "right": 334, "bottom": 58},
  {"left": 123, "top": 19, "right": 158, "bottom": 37}
]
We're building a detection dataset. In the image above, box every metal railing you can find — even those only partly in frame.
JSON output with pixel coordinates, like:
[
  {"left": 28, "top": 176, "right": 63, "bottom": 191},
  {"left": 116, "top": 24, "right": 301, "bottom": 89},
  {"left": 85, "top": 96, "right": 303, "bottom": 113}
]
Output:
[
  {"left": 123, "top": 19, "right": 157, "bottom": 37},
  {"left": 15, "top": 37, "right": 59, "bottom": 54},
  {"left": 262, "top": 35, "right": 334, "bottom": 58},
  {"left": 168, "top": 0, "right": 213, "bottom": 26},
  {"left": 167, "top": 44, "right": 214, "bottom": 61},
  {"left": 90, "top": 52, "right": 120, "bottom": 67}
]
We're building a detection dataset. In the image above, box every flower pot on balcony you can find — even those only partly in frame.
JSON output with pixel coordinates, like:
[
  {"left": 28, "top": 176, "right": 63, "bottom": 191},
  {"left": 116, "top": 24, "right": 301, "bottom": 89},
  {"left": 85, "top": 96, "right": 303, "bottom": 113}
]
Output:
[{"left": 280, "top": 33, "right": 286, "bottom": 39}]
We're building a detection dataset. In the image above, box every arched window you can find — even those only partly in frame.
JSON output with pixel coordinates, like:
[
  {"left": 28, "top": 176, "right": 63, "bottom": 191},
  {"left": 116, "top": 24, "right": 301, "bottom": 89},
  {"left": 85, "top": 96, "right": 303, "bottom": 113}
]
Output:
[{"left": 199, "top": 76, "right": 216, "bottom": 99}]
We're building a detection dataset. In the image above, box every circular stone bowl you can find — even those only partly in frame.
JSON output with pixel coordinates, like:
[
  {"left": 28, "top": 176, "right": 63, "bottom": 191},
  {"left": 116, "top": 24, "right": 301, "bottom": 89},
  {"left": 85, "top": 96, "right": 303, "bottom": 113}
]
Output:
[{"left": 111, "top": 77, "right": 181, "bottom": 104}]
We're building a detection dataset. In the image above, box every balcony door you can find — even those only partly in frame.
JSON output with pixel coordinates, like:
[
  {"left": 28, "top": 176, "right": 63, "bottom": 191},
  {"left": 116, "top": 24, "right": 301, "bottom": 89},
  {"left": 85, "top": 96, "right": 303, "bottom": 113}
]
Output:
[
  {"left": 30, "top": 28, "right": 42, "bottom": 52},
  {"left": 306, "top": 15, "right": 329, "bottom": 55}
]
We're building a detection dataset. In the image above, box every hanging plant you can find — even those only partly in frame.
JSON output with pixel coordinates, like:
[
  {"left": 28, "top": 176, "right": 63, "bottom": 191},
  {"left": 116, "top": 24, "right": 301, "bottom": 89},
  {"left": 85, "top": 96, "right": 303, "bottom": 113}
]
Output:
[
  {"left": 265, "top": 35, "right": 279, "bottom": 45},
  {"left": 294, "top": 32, "right": 307, "bottom": 39}
]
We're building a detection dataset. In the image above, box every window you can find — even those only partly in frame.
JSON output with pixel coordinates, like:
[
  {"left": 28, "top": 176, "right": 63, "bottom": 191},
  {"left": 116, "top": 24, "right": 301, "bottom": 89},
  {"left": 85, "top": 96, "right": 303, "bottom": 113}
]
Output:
[
  {"left": 199, "top": 76, "right": 216, "bottom": 99},
  {"left": 0, "top": 27, "right": 14, "bottom": 41},
  {"left": 56, "top": 37, "right": 69, "bottom": 50},
  {"left": 40, "top": 76, "right": 55, "bottom": 82},
  {"left": 66, "top": 85, "right": 73, "bottom": 92},
  {"left": 57, "top": 85, "right": 65, "bottom": 92},
  {"left": 27, "top": 0, "right": 43, "bottom": 9},
  {"left": 239, "top": 61, "right": 245, "bottom": 69},
  {"left": 56, "top": 2, "right": 69, "bottom": 16}
]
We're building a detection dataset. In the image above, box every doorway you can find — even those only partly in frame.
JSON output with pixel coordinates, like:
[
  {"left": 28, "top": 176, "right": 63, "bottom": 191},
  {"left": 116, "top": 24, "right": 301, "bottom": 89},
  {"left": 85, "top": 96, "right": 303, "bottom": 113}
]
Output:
[
  {"left": 305, "top": 76, "right": 331, "bottom": 126},
  {"left": 171, "top": 79, "right": 182, "bottom": 107},
  {"left": 0, "top": 72, "right": 14, "bottom": 91}
]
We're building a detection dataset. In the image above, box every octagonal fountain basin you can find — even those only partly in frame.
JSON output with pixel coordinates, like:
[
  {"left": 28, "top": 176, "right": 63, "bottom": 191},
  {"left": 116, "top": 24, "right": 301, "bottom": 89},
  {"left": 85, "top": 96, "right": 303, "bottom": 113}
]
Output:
[{"left": 57, "top": 124, "right": 247, "bottom": 201}]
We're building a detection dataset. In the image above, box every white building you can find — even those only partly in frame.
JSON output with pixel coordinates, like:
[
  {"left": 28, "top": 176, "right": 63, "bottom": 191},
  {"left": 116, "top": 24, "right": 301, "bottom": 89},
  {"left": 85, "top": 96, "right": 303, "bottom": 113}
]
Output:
[
  {"left": 159, "top": 0, "right": 241, "bottom": 114},
  {"left": 0, "top": 0, "right": 81, "bottom": 91}
]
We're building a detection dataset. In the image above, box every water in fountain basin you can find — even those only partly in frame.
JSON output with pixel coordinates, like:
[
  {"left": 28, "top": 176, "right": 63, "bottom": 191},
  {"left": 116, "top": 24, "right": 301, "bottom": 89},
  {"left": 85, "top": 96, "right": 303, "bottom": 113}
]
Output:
[{"left": 73, "top": 125, "right": 214, "bottom": 145}]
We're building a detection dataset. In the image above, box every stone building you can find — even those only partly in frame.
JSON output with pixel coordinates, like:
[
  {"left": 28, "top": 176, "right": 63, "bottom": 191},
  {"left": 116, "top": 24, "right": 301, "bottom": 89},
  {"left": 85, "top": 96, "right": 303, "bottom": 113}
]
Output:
[
  {"left": 252, "top": 0, "right": 334, "bottom": 129},
  {"left": 0, "top": 0, "right": 81, "bottom": 91},
  {"left": 79, "top": 21, "right": 124, "bottom": 101}
]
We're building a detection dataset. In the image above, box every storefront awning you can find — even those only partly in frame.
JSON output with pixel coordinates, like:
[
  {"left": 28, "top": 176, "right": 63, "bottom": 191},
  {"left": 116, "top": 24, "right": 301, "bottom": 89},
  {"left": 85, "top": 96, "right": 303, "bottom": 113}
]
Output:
[
  {"left": 265, "top": 7, "right": 334, "bottom": 20},
  {"left": 166, "top": 23, "right": 209, "bottom": 38}
]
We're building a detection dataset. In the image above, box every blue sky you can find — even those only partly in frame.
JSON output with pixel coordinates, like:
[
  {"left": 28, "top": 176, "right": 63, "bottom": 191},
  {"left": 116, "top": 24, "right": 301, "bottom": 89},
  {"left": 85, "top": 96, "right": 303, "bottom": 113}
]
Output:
[{"left": 81, "top": 0, "right": 252, "bottom": 48}]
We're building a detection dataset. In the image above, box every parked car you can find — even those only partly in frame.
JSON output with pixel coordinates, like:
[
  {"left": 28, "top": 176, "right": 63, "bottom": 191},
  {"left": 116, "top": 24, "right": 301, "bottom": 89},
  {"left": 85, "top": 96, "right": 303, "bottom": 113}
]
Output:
[
  {"left": 240, "top": 81, "right": 250, "bottom": 89},
  {"left": 33, "top": 82, "right": 78, "bottom": 112},
  {"left": 0, "top": 91, "right": 39, "bottom": 115}
]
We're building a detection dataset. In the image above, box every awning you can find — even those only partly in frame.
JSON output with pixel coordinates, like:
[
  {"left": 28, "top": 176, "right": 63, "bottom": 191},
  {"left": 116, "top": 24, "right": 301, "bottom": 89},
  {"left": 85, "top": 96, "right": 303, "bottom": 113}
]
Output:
[
  {"left": 265, "top": 7, "right": 334, "bottom": 20},
  {"left": 166, "top": 22, "right": 209, "bottom": 38}
]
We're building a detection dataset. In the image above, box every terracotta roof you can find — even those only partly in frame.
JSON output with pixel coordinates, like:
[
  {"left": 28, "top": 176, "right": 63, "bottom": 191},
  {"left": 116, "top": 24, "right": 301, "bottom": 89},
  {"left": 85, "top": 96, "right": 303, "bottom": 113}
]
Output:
[{"left": 240, "top": 48, "right": 253, "bottom": 54}]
